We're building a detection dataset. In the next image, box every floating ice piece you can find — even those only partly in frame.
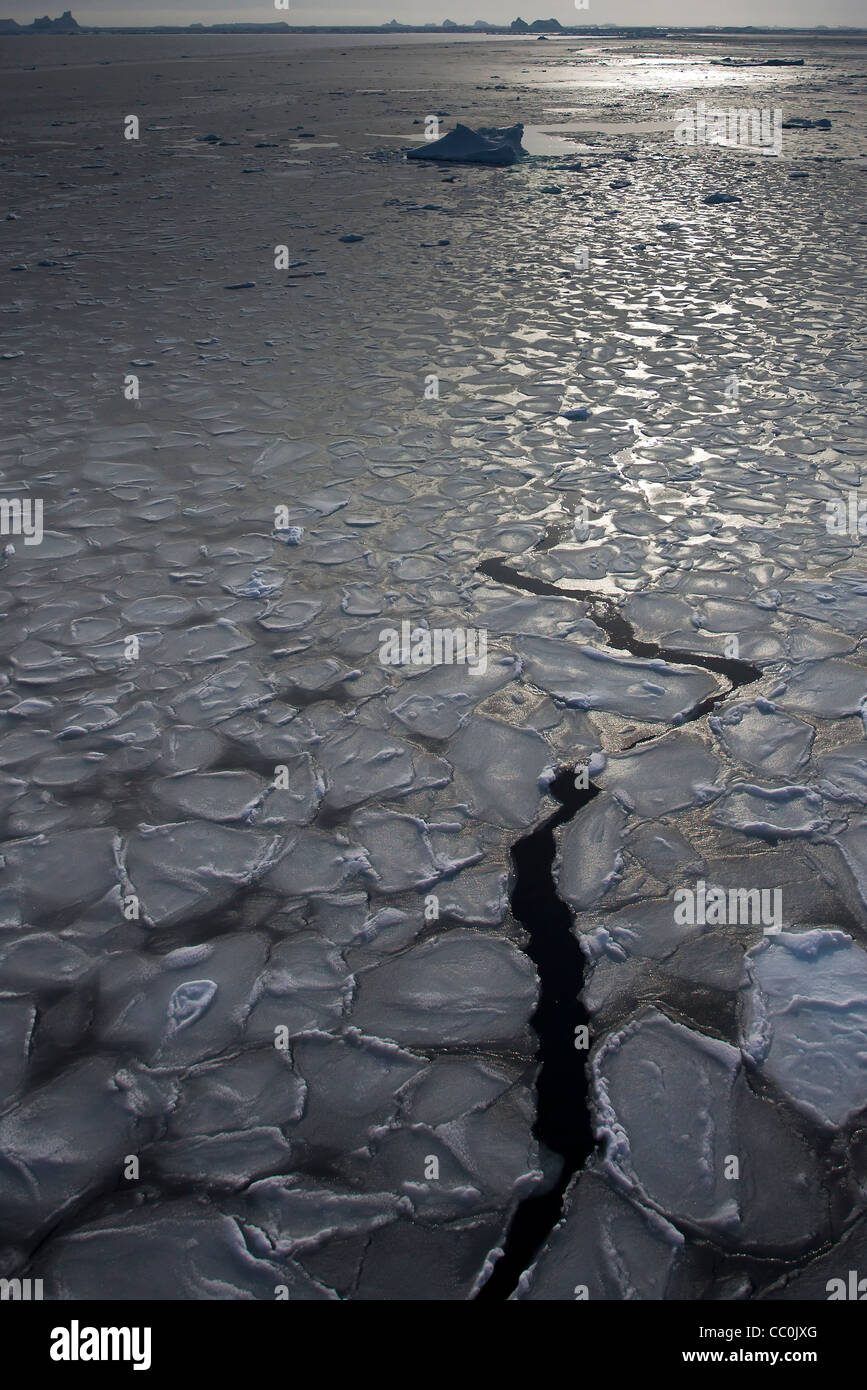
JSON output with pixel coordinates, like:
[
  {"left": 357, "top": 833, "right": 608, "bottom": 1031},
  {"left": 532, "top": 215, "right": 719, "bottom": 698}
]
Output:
[
  {"left": 257, "top": 596, "right": 323, "bottom": 631},
  {"left": 243, "top": 1179, "right": 408, "bottom": 1254},
  {"left": 246, "top": 933, "right": 351, "bottom": 1040},
  {"left": 10, "top": 639, "right": 90, "bottom": 685},
  {"left": 168, "top": 1050, "right": 305, "bottom": 1138},
  {"left": 666, "top": 933, "right": 746, "bottom": 993},
  {"left": 266, "top": 827, "right": 370, "bottom": 898},
  {"left": 152, "top": 1128, "right": 293, "bottom": 1189},
  {"left": 593, "top": 1007, "right": 828, "bottom": 1248},
  {"left": 347, "top": 1091, "right": 537, "bottom": 1219},
  {"left": 386, "top": 656, "right": 518, "bottom": 739},
  {"left": 741, "top": 930, "right": 867, "bottom": 1128},
  {"left": 557, "top": 794, "right": 627, "bottom": 911},
  {"left": 166, "top": 980, "right": 218, "bottom": 1036},
  {"left": 291, "top": 1032, "right": 426, "bottom": 1153},
  {"left": 156, "top": 622, "right": 252, "bottom": 666},
  {"left": 351, "top": 930, "right": 537, "bottom": 1046},
  {"left": 516, "top": 1169, "right": 686, "bottom": 1300},
  {"left": 778, "top": 657, "right": 867, "bottom": 718},
  {"left": 0, "top": 827, "right": 118, "bottom": 918},
  {"left": 318, "top": 724, "right": 446, "bottom": 811},
  {"left": 473, "top": 592, "right": 588, "bottom": 640},
  {"left": 626, "top": 821, "right": 704, "bottom": 884},
  {"left": 518, "top": 636, "right": 720, "bottom": 722},
  {"left": 711, "top": 783, "right": 829, "bottom": 839},
  {"left": 407, "top": 122, "right": 526, "bottom": 166},
  {"left": 0, "top": 932, "right": 94, "bottom": 991},
  {"left": 815, "top": 741, "right": 867, "bottom": 802},
  {"left": 584, "top": 897, "right": 703, "bottom": 964},
  {"left": 777, "top": 575, "right": 867, "bottom": 635},
  {"left": 250, "top": 439, "right": 316, "bottom": 477},
  {"left": 98, "top": 935, "right": 268, "bottom": 1065},
  {"left": 432, "top": 1080, "right": 540, "bottom": 1205},
  {"left": 448, "top": 716, "right": 551, "bottom": 828},
  {"left": 232, "top": 568, "right": 282, "bottom": 598},
  {"left": 125, "top": 821, "right": 279, "bottom": 928},
  {"left": 434, "top": 866, "right": 510, "bottom": 927},
  {"left": 0, "top": 1058, "right": 153, "bottom": 1244},
  {"left": 399, "top": 1056, "right": 518, "bottom": 1126},
  {"left": 349, "top": 808, "right": 481, "bottom": 893},
  {"left": 710, "top": 702, "right": 814, "bottom": 775},
  {"left": 31, "top": 1200, "right": 331, "bottom": 1300},
  {"left": 598, "top": 734, "right": 723, "bottom": 816},
  {"left": 274, "top": 525, "right": 304, "bottom": 545},
  {"left": 156, "top": 771, "right": 267, "bottom": 823},
  {"left": 169, "top": 661, "right": 276, "bottom": 724},
  {"left": 157, "top": 725, "right": 224, "bottom": 775}
]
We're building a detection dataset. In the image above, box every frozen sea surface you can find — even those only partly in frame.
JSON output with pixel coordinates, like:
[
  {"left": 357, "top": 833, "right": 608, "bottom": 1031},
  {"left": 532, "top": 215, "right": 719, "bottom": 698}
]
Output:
[{"left": 0, "top": 30, "right": 865, "bottom": 1300}]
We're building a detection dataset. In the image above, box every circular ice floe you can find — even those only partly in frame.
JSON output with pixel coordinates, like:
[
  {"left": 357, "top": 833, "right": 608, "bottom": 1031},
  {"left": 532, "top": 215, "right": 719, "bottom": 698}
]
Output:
[{"left": 740, "top": 929, "right": 867, "bottom": 1129}]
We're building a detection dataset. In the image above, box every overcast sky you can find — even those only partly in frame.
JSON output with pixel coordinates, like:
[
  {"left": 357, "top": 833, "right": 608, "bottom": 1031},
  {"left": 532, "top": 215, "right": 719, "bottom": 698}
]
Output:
[{"left": 7, "top": 0, "right": 865, "bottom": 27}]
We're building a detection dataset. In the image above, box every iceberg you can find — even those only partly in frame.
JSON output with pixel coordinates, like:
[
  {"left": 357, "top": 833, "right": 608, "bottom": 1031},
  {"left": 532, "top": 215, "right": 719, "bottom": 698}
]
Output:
[{"left": 407, "top": 123, "right": 526, "bottom": 166}]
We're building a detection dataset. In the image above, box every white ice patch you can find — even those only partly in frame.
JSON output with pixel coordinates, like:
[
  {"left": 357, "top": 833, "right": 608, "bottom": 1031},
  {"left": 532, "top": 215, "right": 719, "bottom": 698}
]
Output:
[
  {"left": 557, "top": 794, "right": 628, "bottom": 911},
  {"left": 740, "top": 929, "right": 867, "bottom": 1128},
  {"left": 710, "top": 701, "right": 814, "bottom": 776},
  {"left": 518, "top": 635, "right": 721, "bottom": 722},
  {"left": 598, "top": 733, "right": 723, "bottom": 816},
  {"left": 712, "top": 783, "right": 829, "bottom": 839}
]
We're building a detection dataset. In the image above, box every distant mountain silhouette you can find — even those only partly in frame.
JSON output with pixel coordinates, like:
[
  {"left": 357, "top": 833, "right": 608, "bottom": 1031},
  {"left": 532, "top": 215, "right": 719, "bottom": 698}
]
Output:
[{"left": 1, "top": 10, "right": 80, "bottom": 32}]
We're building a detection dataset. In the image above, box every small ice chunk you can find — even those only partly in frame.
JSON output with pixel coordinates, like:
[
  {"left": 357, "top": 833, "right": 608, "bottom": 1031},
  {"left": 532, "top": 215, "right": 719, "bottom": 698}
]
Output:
[
  {"left": 557, "top": 794, "right": 628, "bottom": 911},
  {"left": 291, "top": 1032, "right": 426, "bottom": 1153},
  {"left": 243, "top": 1179, "right": 407, "bottom": 1255},
  {"left": 0, "top": 1057, "right": 154, "bottom": 1244},
  {"left": 166, "top": 980, "right": 218, "bottom": 1036}
]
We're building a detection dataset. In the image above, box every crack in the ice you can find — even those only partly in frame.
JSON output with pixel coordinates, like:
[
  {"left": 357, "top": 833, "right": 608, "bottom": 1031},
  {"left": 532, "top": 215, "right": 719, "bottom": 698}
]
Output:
[{"left": 474, "top": 556, "right": 762, "bottom": 1300}]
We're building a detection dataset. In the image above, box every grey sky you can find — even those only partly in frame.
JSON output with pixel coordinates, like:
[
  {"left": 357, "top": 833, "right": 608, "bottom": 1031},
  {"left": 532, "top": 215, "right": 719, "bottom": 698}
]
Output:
[{"left": 7, "top": 0, "right": 865, "bottom": 26}]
